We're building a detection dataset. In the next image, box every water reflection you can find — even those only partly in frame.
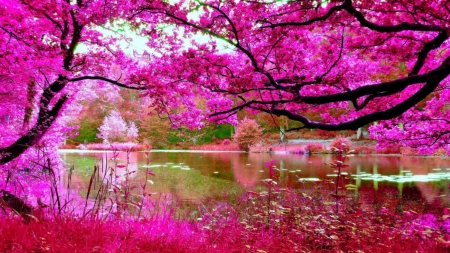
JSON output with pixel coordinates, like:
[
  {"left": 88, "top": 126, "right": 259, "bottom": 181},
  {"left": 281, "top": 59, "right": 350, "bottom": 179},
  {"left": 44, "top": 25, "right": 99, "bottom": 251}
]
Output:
[{"left": 60, "top": 151, "right": 450, "bottom": 206}]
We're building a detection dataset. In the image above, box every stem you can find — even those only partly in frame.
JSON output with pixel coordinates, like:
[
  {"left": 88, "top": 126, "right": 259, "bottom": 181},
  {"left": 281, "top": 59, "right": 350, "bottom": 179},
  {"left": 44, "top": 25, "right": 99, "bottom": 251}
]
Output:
[{"left": 335, "top": 150, "right": 343, "bottom": 214}]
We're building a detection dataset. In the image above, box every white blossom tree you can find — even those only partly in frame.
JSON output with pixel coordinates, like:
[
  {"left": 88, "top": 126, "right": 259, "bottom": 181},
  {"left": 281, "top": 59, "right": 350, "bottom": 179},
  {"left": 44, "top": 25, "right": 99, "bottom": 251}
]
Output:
[{"left": 97, "top": 110, "right": 139, "bottom": 143}]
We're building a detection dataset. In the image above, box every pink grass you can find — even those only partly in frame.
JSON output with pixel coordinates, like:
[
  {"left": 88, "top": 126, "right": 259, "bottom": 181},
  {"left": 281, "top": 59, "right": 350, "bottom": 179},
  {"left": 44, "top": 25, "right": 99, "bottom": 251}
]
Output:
[
  {"left": 0, "top": 216, "right": 207, "bottom": 253},
  {"left": 1, "top": 189, "right": 449, "bottom": 253}
]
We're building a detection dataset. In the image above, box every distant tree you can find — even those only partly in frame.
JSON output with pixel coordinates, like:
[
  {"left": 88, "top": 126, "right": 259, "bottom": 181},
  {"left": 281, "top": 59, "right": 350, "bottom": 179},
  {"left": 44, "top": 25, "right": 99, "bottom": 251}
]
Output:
[
  {"left": 97, "top": 110, "right": 139, "bottom": 143},
  {"left": 234, "top": 118, "right": 263, "bottom": 151},
  {"left": 138, "top": 108, "right": 173, "bottom": 148}
]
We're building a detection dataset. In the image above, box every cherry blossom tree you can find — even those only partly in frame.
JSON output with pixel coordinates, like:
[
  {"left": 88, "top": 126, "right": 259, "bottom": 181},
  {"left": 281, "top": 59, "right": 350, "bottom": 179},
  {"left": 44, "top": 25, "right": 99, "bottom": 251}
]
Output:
[
  {"left": 0, "top": 0, "right": 204, "bottom": 165},
  {"left": 233, "top": 118, "right": 263, "bottom": 151},
  {"left": 97, "top": 110, "right": 139, "bottom": 143},
  {"left": 131, "top": 0, "right": 450, "bottom": 154},
  {"left": 0, "top": 0, "right": 133, "bottom": 164}
]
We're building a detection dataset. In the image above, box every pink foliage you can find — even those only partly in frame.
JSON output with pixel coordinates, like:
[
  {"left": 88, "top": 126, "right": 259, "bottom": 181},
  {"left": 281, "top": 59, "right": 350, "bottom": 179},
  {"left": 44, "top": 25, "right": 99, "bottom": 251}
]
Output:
[
  {"left": 304, "top": 143, "right": 325, "bottom": 154},
  {"left": 270, "top": 145, "right": 306, "bottom": 154},
  {"left": 97, "top": 110, "right": 139, "bottom": 143},
  {"left": 221, "top": 139, "right": 232, "bottom": 145},
  {"left": 353, "top": 146, "right": 375, "bottom": 154},
  {"left": 330, "top": 137, "right": 352, "bottom": 153},
  {"left": 400, "top": 146, "right": 419, "bottom": 156},
  {"left": 248, "top": 141, "right": 271, "bottom": 153},
  {"left": 376, "top": 144, "right": 402, "bottom": 155},
  {"left": 233, "top": 118, "right": 263, "bottom": 151},
  {"left": 189, "top": 144, "right": 240, "bottom": 151}
]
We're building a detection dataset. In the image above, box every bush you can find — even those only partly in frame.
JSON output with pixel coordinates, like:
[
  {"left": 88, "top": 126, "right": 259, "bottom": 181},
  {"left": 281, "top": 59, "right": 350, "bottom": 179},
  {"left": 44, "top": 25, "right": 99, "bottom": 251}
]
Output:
[
  {"left": 377, "top": 144, "right": 402, "bottom": 154},
  {"left": 233, "top": 118, "right": 263, "bottom": 151},
  {"left": 189, "top": 143, "right": 240, "bottom": 151},
  {"left": 400, "top": 146, "right": 419, "bottom": 156},
  {"left": 432, "top": 147, "right": 448, "bottom": 156},
  {"left": 221, "top": 139, "right": 232, "bottom": 145},
  {"left": 304, "top": 143, "right": 324, "bottom": 154},
  {"left": 330, "top": 137, "right": 352, "bottom": 153},
  {"left": 354, "top": 146, "right": 375, "bottom": 154},
  {"left": 248, "top": 141, "right": 270, "bottom": 153}
]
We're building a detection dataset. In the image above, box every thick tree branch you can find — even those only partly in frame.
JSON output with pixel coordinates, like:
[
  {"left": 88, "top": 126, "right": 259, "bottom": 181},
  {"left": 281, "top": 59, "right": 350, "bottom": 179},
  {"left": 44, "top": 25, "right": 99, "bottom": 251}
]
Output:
[
  {"left": 297, "top": 55, "right": 450, "bottom": 107},
  {"left": 260, "top": 0, "right": 447, "bottom": 33},
  {"left": 69, "top": 76, "right": 146, "bottom": 90},
  {"left": 409, "top": 32, "right": 448, "bottom": 76},
  {"left": 0, "top": 95, "right": 68, "bottom": 164},
  {"left": 343, "top": 0, "right": 447, "bottom": 33},
  {"left": 271, "top": 77, "right": 442, "bottom": 130},
  {"left": 63, "top": 10, "right": 83, "bottom": 70}
]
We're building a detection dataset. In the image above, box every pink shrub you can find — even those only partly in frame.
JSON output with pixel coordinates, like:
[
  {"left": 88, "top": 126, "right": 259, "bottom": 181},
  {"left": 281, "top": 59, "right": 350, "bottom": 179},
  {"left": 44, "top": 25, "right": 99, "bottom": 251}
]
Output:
[
  {"left": 304, "top": 143, "right": 324, "bottom": 154},
  {"left": 376, "top": 144, "right": 402, "bottom": 154},
  {"left": 189, "top": 144, "right": 240, "bottom": 151},
  {"left": 400, "top": 146, "right": 419, "bottom": 156},
  {"left": 330, "top": 137, "right": 352, "bottom": 153},
  {"left": 270, "top": 145, "right": 306, "bottom": 154},
  {"left": 233, "top": 118, "right": 263, "bottom": 151},
  {"left": 354, "top": 146, "right": 375, "bottom": 154},
  {"left": 221, "top": 139, "right": 232, "bottom": 145},
  {"left": 248, "top": 141, "right": 270, "bottom": 153},
  {"left": 432, "top": 147, "right": 449, "bottom": 156}
]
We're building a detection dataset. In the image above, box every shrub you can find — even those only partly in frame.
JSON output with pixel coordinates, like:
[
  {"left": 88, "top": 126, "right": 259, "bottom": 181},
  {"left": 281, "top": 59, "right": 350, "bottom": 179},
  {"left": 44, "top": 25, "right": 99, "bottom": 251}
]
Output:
[
  {"left": 304, "top": 143, "right": 324, "bottom": 154},
  {"left": 248, "top": 141, "right": 270, "bottom": 153},
  {"left": 377, "top": 144, "right": 402, "bottom": 154},
  {"left": 270, "top": 145, "right": 305, "bottom": 154},
  {"left": 432, "top": 147, "right": 448, "bottom": 156},
  {"left": 233, "top": 118, "right": 263, "bottom": 151},
  {"left": 189, "top": 144, "right": 240, "bottom": 151},
  {"left": 354, "top": 146, "right": 375, "bottom": 154},
  {"left": 400, "top": 146, "right": 419, "bottom": 156},
  {"left": 330, "top": 136, "right": 352, "bottom": 153},
  {"left": 221, "top": 139, "right": 232, "bottom": 145}
]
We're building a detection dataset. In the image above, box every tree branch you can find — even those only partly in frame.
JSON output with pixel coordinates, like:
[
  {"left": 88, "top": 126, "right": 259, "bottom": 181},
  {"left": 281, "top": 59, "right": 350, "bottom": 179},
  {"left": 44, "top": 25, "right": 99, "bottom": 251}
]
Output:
[{"left": 69, "top": 76, "right": 146, "bottom": 90}]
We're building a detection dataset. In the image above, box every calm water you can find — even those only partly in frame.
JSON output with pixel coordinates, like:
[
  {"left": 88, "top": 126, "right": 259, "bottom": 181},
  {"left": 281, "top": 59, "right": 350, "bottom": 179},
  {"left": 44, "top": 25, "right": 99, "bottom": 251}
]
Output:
[{"left": 60, "top": 151, "right": 450, "bottom": 207}]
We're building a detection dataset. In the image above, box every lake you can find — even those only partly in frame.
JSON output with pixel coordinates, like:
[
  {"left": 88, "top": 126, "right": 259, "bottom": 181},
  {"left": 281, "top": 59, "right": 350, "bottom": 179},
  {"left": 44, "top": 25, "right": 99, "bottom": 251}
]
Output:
[{"left": 60, "top": 150, "right": 450, "bottom": 209}]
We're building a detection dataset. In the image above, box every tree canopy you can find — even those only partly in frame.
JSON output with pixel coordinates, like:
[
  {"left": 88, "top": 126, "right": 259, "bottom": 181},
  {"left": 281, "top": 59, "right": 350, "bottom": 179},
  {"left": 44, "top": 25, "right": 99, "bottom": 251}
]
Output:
[{"left": 1, "top": 0, "right": 450, "bottom": 166}]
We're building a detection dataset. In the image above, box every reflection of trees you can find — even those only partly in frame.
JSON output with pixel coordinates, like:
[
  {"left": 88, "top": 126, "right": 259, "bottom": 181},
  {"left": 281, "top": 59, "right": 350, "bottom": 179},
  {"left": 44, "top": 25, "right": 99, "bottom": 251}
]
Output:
[
  {"left": 194, "top": 152, "right": 263, "bottom": 188},
  {"left": 232, "top": 153, "right": 264, "bottom": 188}
]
